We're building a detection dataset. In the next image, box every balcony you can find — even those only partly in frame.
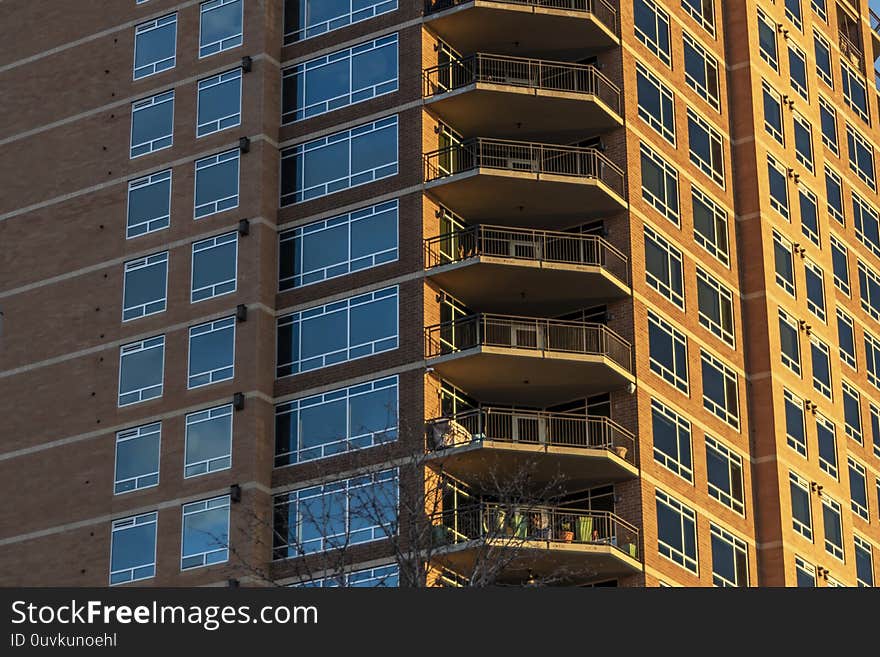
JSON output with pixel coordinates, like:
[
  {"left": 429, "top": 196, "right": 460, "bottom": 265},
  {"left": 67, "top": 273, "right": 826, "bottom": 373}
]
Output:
[
  {"left": 425, "top": 407, "right": 637, "bottom": 490},
  {"left": 424, "top": 225, "right": 630, "bottom": 314},
  {"left": 423, "top": 0, "right": 619, "bottom": 59},
  {"left": 423, "top": 54, "right": 622, "bottom": 140},
  {"left": 425, "top": 314, "right": 634, "bottom": 404},
  {"left": 431, "top": 503, "right": 640, "bottom": 583},
  {"left": 424, "top": 139, "right": 627, "bottom": 226}
]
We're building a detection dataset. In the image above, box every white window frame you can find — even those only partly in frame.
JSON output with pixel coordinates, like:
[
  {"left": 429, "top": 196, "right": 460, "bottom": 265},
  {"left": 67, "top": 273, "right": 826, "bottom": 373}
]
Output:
[
  {"left": 194, "top": 149, "right": 240, "bottom": 218},
  {"left": 191, "top": 232, "right": 238, "bottom": 303},
  {"left": 130, "top": 90, "right": 174, "bottom": 159},
  {"left": 705, "top": 435, "right": 745, "bottom": 515},
  {"left": 110, "top": 512, "right": 158, "bottom": 585},
  {"left": 784, "top": 388, "right": 808, "bottom": 457},
  {"left": 184, "top": 404, "right": 234, "bottom": 478},
  {"left": 644, "top": 224, "right": 685, "bottom": 309},
  {"left": 126, "top": 170, "right": 172, "bottom": 239},
  {"left": 133, "top": 13, "right": 177, "bottom": 80},
  {"left": 118, "top": 336, "right": 165, "bottom": 407},
  {"left": 701, "top": 349, "right": 740, "bottom": 431},
  {"left": 122, "top": 251, "right": 168, "bottom": 322},
  {"left": 656, "top": 488, "right": 699, "bottom": 574},
  {"left": 710, "top": 523, "right": 748, "bottom": 587},
  {"left": 811, "top": 335, "right": 832, "bottom": 400},
  {"left": 114, "top": 423, "right": 161, "bottom": 495},
  {"left": 816, "top": 412, "right": 838, "bottom": 478},
  {"left": 199, "top": 0, "right": 244, "bottom": 58},
  {"left": 187, "top": 317, "right": 236, "bottom": 389},
  {"left": 696, "top": 267, "right": 735, "bottom": 347},
  {"left": 197, "top": 68, "right": 242, "bottom": 137},
  {"left": 181, "top": 496, "right": 230, "bottom": 570},
  {"left": 650, "top": 398, "right": 694, "bottom": 482}
]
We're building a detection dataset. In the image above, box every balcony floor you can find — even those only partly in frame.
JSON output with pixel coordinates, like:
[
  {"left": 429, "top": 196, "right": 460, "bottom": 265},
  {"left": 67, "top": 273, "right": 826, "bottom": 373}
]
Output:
[
  {"left": 427, "top": 347, "right": 634, "bottom": 405},
  {"left": 426, "top": 440, "right": 638, "bottom": 492},
  {"left": 426, "top": 256, "right": 630, "bottom": 315},
  {"left": 425, "top": 2, "right": 619, "bottom": 59},
  {"left": 425, "top": 84, "right": 622, "bottom": 141},
  {"left": 424, "top": 169, "right": 627, "bottom": 226},
  {"left": 433, "top": 539, "right": 641, "bottom": 584}
]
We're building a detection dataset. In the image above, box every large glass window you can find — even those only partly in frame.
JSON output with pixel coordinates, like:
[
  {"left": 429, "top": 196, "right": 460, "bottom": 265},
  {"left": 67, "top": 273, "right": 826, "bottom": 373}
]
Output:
[
  {"left": 841, "top": 60, "right": 869, "bottom": 125},
  {"left": 130, "top": 91, "right": 174, "bottom": 158},
  {"left": 837, "top": 308, "right": 857, "bottom": 369},
  {"left": 110, "top": 512, "right": 157, "bottom": 585},
  {"left": 788, "top": 43, "right": 808, "bottom": 100},
  {"left": 822, "top": 496, "right": 844, "bottom": 560},
  {"left": 199, "top": 0, "right": 243, "bottom": 58},
  {"left": 795, "top": 555, "right": 815, "bottom": 586},
  {"left": 701, "top": 350, "right": 740, "bottom": 430},
  {"left": 710, "top": 524, "right": 748, "bottom": 587},
  {"left": 275, "top": 376, "right": 398, "bottom": 466},
  {"left": 683, "top": 31, "right": 720, "bottom": 111},
  {"left": 296, "top": 564, "right": 399, "bottom": 587},
  {"left": 687, "top": 109, "right": 724, "bottom": 186},
  {"left": 194, "top": 150, "right": 239, "bottom": 218},
  {"left": 634, "top": 0, "right": 671, "bottom": 66},
  {"left": 681, "top": 0, "right": 715, "bottom": 36},
  {"left": 858, "top": 260, "right": 880, "bottom": 321},
  {"left": 811, "top": 335, "right": 832, "bottom": 400},
  {"left": 855, "top": 535, "right": 875, "bottom": 587},
  {"left": 696, "top": 268, "right": 734, "bottom": 346},
  {"left": 122, "top": 252, "right": 168, "bottom": 321},
  {"left": 279, "top": 200, "right": 398, "bottom": 290},
  {"left": 640, "top": 143, "right": 679, "bottom": 223},
  {"left": 283, "top": 34, "right": 398, "bottom": 123},
  {"left": 185, "top": 405, "right": 233, "bottom": 478},
  {"left": 277, "top": 286, "right": 398, "bottom": 377},
  {"left": 804, "top": 259, "right": 826, "bottom": 322},
  {"left": 798, "top": 187, "right": 819, "bottom": 246},
  {"left": 273, "top": 469, "right": 398, "bottom": 558},
  {"left": 784, "top": 388, "right": 807, "bottom": 457},
  {"left": 793, "top": 113, "right": 814, "bottom": 173},
  {"left": 706, "top": 435, "right": 745, "bottom": 514},
  {"left": 867, "top": 330, "right": 880, "bottom": 389},
  {"left": 114, "top": 423, "right": 161, "bottom": 494},
  {"left": 651, "top": 399, "right": 693, "bottom": 482},
  {"left": 849, "top": 458, "right": 869, "bottom": 520},
  {"left": 854, "top": 191, "right": 880, "bottom": 257},
  {"left": 819, "top": 97, "right": 838, "bottom": 155},
  {"left": 816, "top": 413, "right": 838, "bottom": 478},
  {"left": 757, "top": 8, "right": 778, "bottom": 69},
  {"left": 280, "top": 115, "right": 398, "bottom": 205},
  {"left": 656, "top": 489, "right": 698, "bottom": 574},
  {"left": 648, "top": 311, "right": 689, "bottom": 393},
  {"left": 814, "top": 33, "right": 833, "bottom": 87},
  {"left": 644, "top": 225, "right": 685, "bottom": 309},
  {"left": 843, "top": 381, "right": 862, "bottom": 444},
  {"left": 636, "top": 62, "right": 675, "bottom": 144},
  {"left": 779, "top": 308, "right": 801, "bottom": 376},
  {"left": 763, "top": 80, "right": 784, "bottom": 145},
  {"left": 197, "top": 69, "right": 242, "bottom": 137},
  {"left": 192, "top": 232, "right": 238, "bottom": 303},
  {"left": 826, "top": 166, "right": 844, "bottom": 225},
  {"left": 773, "top": 230, "right": 796, "bottom": 296},
  {"left": 830, "top": 235, "right": 850, "bottom": 295},
  {"left": 847, "top": 123, "right": 876, "bottom": 190},
  {"left": 692, "top": 185, "right": 729, "bottom": 266},
  {"left": 134, "top": 14, "right": 177, "bottom": 80},
  {"left": 188, "top": 317, "right": 236, "bottom": 389},
  {"left": 181, "top": 496, "right": 230, "bottom": 570},
  {"left": 284, "top": 0, "right": 397, "bottom": 44},
  {"left": 127, "top": 170, "right": 171, "bottom": 239},
  {"left": 118, "top": 336, "right": 164, "bottom": 407},
  {"left": 790, "top": 472, "right": 812, "bottom": 540}
]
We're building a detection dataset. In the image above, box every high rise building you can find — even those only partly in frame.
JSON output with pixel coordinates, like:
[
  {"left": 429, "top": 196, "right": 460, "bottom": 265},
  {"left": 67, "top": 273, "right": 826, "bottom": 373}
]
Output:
[{"left": 1, "top": 0, "right": 879, "bottom": 588}]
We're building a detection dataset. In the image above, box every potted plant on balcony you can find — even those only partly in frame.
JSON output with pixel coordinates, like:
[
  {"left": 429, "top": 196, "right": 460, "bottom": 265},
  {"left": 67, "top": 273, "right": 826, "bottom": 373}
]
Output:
[{"left": 559, "top": 520, "right": 574, "bottom": 543}]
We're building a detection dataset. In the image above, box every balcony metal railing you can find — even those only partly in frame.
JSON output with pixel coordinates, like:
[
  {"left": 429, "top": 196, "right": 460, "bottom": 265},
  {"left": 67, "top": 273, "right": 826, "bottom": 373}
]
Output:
[
  {"left": 424, "top": 224, "right": 629, "bottom": 285},
  {"left": 431, "top": 503, "right": 639, "bottom": 559},
  {"left": 425, "top": 407, "right": 635, "bottom": 464},
  {"left": 424, "top": 139, "right": 626, "bottom": 196},
  {"left": 839, "top": 31, "right": 864, "bottom": 69},
  {"left": 423, "top": 0, "right": 620, "bottom": 36},
  {"left": 423, "top": 53, "right": 621, "bottom": 113},
  {"left": 425, "top": 313, "right": 633, "bottom": 371}
]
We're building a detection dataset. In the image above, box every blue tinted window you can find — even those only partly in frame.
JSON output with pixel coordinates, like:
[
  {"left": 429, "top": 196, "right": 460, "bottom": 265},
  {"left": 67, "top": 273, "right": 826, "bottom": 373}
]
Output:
[
  {"left": 127, "top": 171, "right": 171, "bottom": 238},
  {"left": 281, "top": 116, "right": 398, "bottom": 205},
  {"left": 200, "top": 0, "right": 243, "bottom": 57},
  {"left": 283, "top": 34, "right": 398, "bottom": 122},
  {"left": 197, "top": 69, "right": 242, "bottom": 137},
  {"left": 195, "top": 150, "right": 239, "bottom": 218},
  {"left": 277, "top": 286, "right": 398, "bottom": 376},
  {"left": 275, "top": 376, "right": 398, "bottom": 466},
  {"left": 131, "top": 91, "right": 174, "bottom": 158},
  {"left": 123, "top": 252, "right": 168, "bottom": 321},
  {"left": 192, "top": 232, "right": 238, "bottom": 302},
  {"left": 284, "top": 0, "right": 397, "bottom": 44},
  {"left": 185, "top": 405, "right": 233, "bottom": 478},
  {"left": 110, "top": 513, "right": 157, "bottom": 585},
  {"left": 119, "top": 336, "right": 165, "bottom": 406},
  {"left": 188, "top": 317, "right": 235, "bottom": 388},
  {"left": 114, "top": 423, "right": 161, "bottom": 494},
  {"left": 134, "top": 14, "right": 177, "bottom": 79},
  {"left": 280, "top": 200, "right": 398, "bottom": 290},
  {"left": 181, "top": 496, "right": 230, "bottom": 569}
]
